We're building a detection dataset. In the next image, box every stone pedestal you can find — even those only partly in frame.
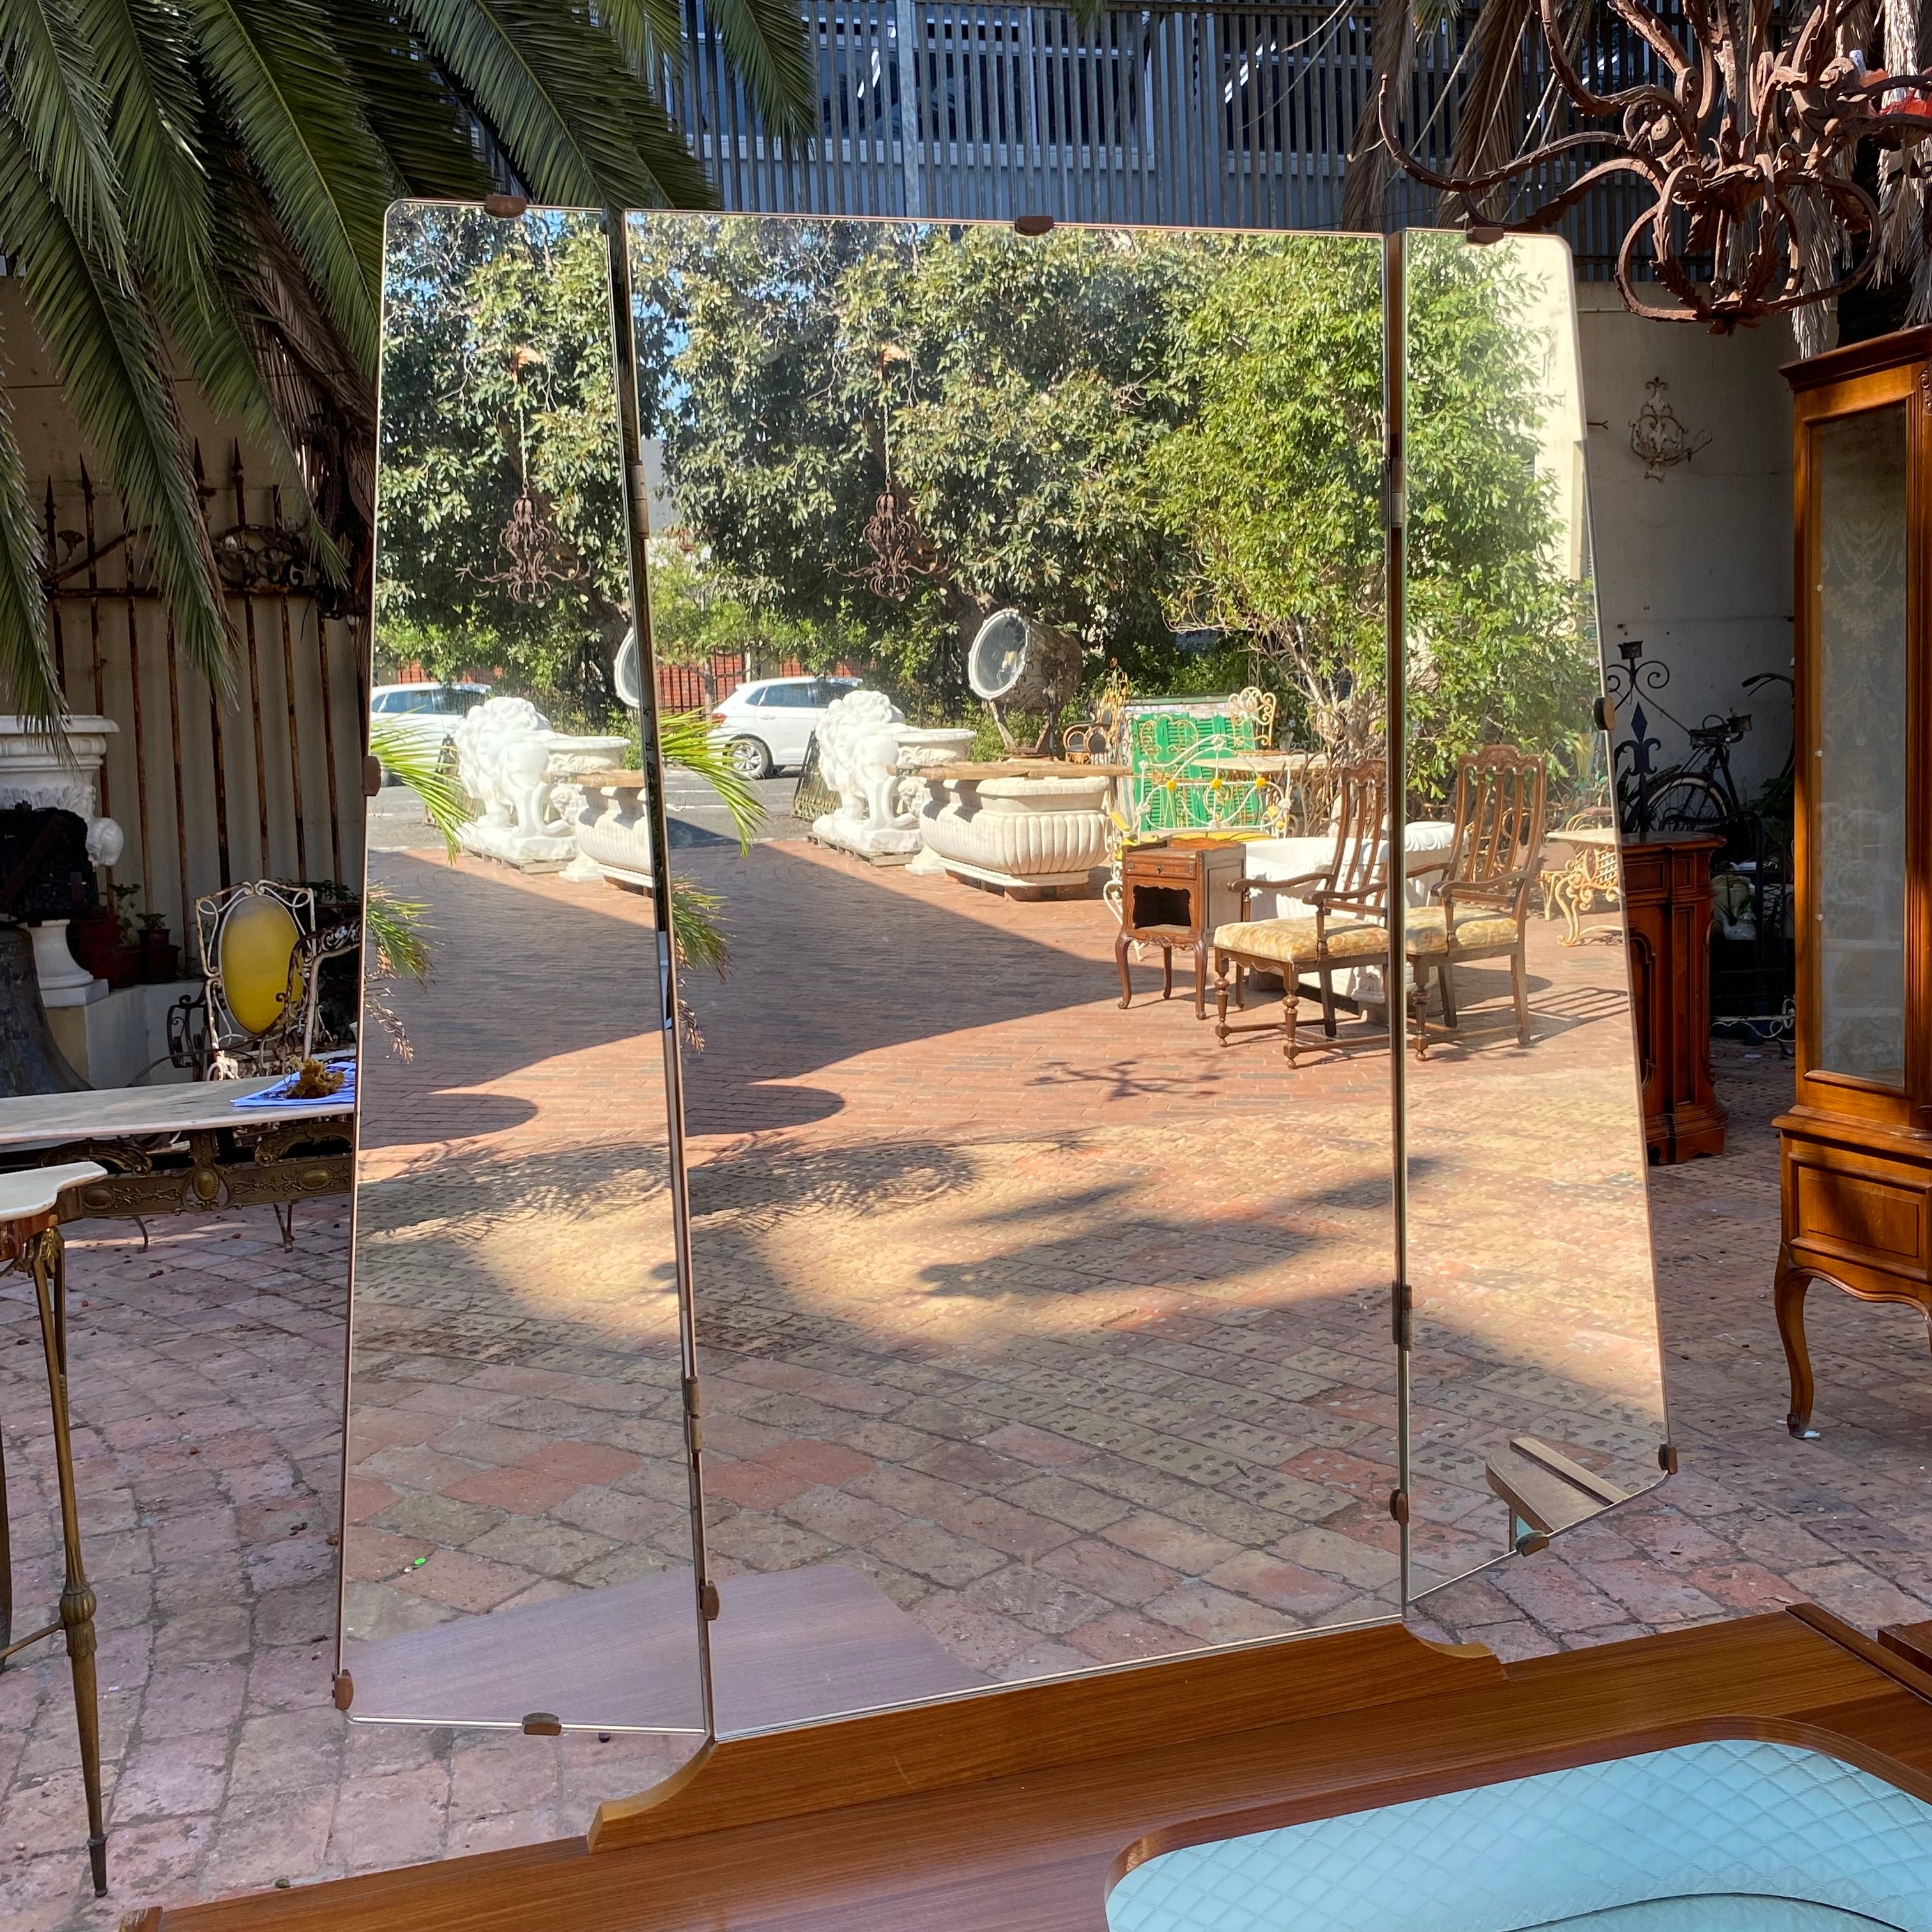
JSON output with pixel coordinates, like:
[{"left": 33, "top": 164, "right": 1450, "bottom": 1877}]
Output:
[
  {"left": 27, "top": 921, "right": 106, "bottom": 1008},
  {"left": 1, "top": 715, "right": 121, "bottom": 1008},
  {"left": 572, "top": 778, "right": 657, "bottom": 891}
]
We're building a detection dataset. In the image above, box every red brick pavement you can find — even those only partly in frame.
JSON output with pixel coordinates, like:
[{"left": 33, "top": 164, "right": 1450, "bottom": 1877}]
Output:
[{"left": 5, "top": 838, "right": 1932, "bottom": 1928}]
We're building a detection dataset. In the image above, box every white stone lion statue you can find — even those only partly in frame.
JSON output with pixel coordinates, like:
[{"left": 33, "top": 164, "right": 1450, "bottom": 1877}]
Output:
[
  {"left": 810, "top": 689, "right": 921, "bottom": 859},
  {"left": 817, "top": 689, "right": 910, "bottom": 832},
  {"left": 453, "top": 698, "right": 560, "bottom": 843}
]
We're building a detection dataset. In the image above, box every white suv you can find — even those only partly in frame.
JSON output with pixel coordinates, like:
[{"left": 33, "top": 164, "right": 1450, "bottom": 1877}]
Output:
[
  {"left": 709, "top": 676, "right": 866, "bottom": 778},
  {"left": 369, "top": 683, "right": 500, "bottom": 777}
]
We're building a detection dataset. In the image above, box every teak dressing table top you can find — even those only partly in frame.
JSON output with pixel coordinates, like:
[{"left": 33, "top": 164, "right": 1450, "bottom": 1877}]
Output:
[{"left": 148, "top": 1607, "right": 1932, "bottom": 1932}]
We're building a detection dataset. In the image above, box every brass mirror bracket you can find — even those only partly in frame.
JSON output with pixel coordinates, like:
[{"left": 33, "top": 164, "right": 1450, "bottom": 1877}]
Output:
[
  {"left": 332, "top": 1671, "right": 353, "bottom": 1712},
  {"left": 521, "top": 1712, "right": 563, "bottom": 1737}
]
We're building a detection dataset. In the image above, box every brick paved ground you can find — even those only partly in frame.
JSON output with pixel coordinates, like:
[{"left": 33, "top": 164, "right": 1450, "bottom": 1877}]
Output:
[{"left": 4, "top": 836, "right": 1932, "bottom": 1929}]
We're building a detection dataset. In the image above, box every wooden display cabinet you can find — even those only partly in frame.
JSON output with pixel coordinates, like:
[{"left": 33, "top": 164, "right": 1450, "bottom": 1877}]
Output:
[{"left": 1777, "top": 331, "right": 1932, "bottom": 1437}]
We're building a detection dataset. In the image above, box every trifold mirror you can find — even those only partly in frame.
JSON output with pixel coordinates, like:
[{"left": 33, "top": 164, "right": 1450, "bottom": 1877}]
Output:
[{"left": 339, "top": 207, "right": 1666, "bottom": 1760}]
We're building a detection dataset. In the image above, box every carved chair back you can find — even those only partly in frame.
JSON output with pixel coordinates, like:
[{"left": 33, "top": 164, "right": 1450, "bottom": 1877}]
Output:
[
  {"left": 195, "top": 882, "right": 321, "bottom": 1080},
  {"left": 1441, "top": 746, "right": 1548, "bottom": 922},
  {"left": 1319, "top": 758, "right": 1394, "bottom": 923}
]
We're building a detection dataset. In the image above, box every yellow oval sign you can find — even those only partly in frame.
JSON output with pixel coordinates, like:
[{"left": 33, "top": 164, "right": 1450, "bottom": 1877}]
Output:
[{"left": 220, "top": 894, "right": 303, "bottom": 1036}]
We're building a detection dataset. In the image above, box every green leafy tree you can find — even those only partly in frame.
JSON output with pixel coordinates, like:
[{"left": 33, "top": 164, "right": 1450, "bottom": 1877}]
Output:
[
  {"left": 634, "top": 218, "right": 1589, "bottom": 781},
  {"left": 1156, "top": 236, "right": 1388, "bottom": 752},
  {"left": 375, "top": 208, "right": 629, "bottom": 710},
  {"left": 0, "top": 0, "right": 813, "bottom": 728},
  {"left": 1158, "top": 235, "right": 1593, "bottom": 801},
  {"left": 1403, "top": 240, "right": 1597, "bottom": 801},
  {"left": 633, "top": 218, "right": 1197, "bottom": 709}
]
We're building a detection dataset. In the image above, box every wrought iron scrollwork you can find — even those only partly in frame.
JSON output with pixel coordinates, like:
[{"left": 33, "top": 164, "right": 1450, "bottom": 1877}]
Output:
[{"left": 1378, "top": 0, "right": 1932, "bottom": 332}]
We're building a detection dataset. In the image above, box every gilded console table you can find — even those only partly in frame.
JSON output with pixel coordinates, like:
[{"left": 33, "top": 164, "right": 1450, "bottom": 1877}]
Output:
[{"left": 0, "top": 1081, "right": 353, "bottom": 1246}]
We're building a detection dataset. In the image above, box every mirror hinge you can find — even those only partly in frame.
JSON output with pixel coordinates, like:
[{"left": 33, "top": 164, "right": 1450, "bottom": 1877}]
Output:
[
  {"left": 1388, "top": 1489, "right": 1410, "bottom": 1526},
  {"left": 1380, "top": 459, "right": 1404, "bottom": 533},
  {"left": 1391, "top": 1278, "right": 1413, "bottom": 1349},
  {"left": 700, "top": 1579, "right": 721, "bottom": 1621},
  {"left": 682, "top": 1376, "right": 703, "bottom": 1455}
]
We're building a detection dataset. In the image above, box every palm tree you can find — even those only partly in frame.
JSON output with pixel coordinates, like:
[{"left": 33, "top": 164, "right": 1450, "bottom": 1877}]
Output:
[{"left": 0, "top": 0, "right": 814, "bottom": 726}]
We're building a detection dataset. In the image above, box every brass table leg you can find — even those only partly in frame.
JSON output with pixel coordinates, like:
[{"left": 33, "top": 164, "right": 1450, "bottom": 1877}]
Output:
[{"left": 6, "top": 1227, "right": 107, "bottom": 1893}]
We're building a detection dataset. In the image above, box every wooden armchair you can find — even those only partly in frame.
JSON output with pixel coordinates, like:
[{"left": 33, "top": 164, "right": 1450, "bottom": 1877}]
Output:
[
  {"left": 1209, "top": 760, "right": 1399, "bottom": 1066},
  {"left": 1404, "top": 745, "right": 1548, "bottom": 1058}
]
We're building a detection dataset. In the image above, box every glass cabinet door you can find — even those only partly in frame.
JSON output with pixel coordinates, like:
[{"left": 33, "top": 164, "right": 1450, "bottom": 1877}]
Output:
[{"left": 1813, "top": 406, "right": 1910, "bottom": 1089}]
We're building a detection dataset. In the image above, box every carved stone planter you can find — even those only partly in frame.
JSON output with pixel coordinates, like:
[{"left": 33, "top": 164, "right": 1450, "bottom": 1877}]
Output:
[
  {"left": 571, "top": 778, "right": 656, "bottom": 891},
  {"left": 918, "top": 770, "right": 1113, "bottom": 899}
]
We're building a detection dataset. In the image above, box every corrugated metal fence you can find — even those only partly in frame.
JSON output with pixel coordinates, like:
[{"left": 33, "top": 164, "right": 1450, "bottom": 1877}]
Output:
[{"left": 670, "top": 0, "right": 1658, "bottom": 274}]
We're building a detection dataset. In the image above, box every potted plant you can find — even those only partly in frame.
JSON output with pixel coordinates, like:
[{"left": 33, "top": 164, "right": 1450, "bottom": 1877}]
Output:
[
  {"left": 68, "top": 882, "right": 141, "bottom": 989},
  {"left": 138, "top": 911, "right": 178, "bottom": 984}
]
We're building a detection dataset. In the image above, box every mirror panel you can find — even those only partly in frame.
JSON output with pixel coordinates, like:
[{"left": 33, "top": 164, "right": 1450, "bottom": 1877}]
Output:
[
  {"left": 1399, "top": 232, "right": 1669, "bottom": 1600},
  {"left": 628, "top": 213, "right": 1405, "bottom": 1737},
  {"left": 341, "top": 204, "right": 705, "bottom": 1745},
  {"left": 1814, "top": 406, "right": 1910, "bottom": 1088}
]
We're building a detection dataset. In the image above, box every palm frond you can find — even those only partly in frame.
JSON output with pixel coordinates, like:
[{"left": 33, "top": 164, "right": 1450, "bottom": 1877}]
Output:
[
  {"left": 364, "top": 880, "right": 432, "bottom": 982},
  {"left": 82, "top": 0, "right": 206, "bottom": 282},
  {"left": 326, "top": 0, "right": 497, "bottom": 197},
  {"left": 700, "top": 0, "right": 816, "bottom": 139},
  {"left": 1342, "top": 0, "right": 1412, "bottom": 231},
  {"left": 0, "top": 116, "right": 233, "bottom": 691},
  {"left": 658, "top": 707, "right": 764, "bottom": 849},
  {"left": 208, "top": 139, "right": 377, "bottom": 571},
  {"left": 82, "top": 0, "right": 330, "bottom": 533},
  {"left": 186, "top": 0, "right": 394, "bottom": 369},
  {"left": 368, "top": 717, "right": 467, "bottom": 855},
  {"left": 0, "top": 0, "right": 130, "bottom": 273},
  {"left": 667, "top": 870, "right": 728, "bottom": 975},
  {"left": 597, "top": 0, "right": 684, "bottom": 79},
  {"left": 1441, "top": 0, "right": 1533, "bottom": 223},
  {"left": 0, "top": 388, "right": 60, "bottom": 728},
  {"left": 396, "top": 0, "right": 712, "bottom": 208}
]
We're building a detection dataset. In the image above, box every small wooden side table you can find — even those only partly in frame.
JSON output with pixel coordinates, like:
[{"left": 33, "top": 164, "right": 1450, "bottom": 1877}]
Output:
[
  {"left": 1621, "top": 833, "right": 1726, "bottom": 1164},
  {"left": 1116, "top": 837, "right": 1248, "bottom": 1019},
  {"left": 0, "top": 1160, "right": 109, "bottom": 1894}
]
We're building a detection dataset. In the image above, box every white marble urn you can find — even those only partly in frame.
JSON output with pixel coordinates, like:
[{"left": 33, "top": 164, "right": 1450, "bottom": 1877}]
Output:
[{"left": 0, "top": 714, "right": 124, "bottom": 867}]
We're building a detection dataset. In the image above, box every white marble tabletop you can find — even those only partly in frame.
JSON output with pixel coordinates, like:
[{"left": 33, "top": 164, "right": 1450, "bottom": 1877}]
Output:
[{"left": 0, "top": 1080, "right": 353, "bottom": 1150}]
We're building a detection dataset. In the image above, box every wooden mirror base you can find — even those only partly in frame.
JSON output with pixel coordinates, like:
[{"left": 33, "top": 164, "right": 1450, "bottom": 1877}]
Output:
[{"left": 140, "top": 1607, "right": 1932, "bottom": 1932}]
